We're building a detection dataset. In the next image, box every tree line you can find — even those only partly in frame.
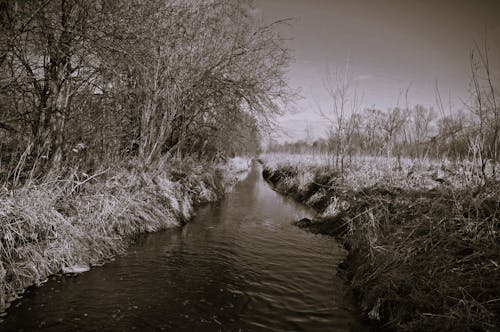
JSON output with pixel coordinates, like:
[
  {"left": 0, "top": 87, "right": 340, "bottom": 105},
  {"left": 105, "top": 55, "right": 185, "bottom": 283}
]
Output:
[
  {"left": 0, "top": 0, "right": 291, "bottom": 181},
  {"left": 270, "top": 42, "right": 499, "bottom": 178}
]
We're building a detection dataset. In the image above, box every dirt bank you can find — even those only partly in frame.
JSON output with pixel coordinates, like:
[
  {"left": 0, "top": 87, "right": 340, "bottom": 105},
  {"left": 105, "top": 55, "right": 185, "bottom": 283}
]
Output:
[{"left": 263, "top": 165, "right": 500, "bottom": 332}]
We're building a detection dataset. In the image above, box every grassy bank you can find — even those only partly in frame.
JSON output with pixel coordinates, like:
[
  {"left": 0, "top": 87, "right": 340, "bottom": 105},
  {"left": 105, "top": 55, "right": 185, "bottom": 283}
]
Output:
[
  {"left": 0, "top": 157, "right": 250, "bottom": 313},
  {"left": 261, "top": 153, "right": 499, "bottom": 332}
]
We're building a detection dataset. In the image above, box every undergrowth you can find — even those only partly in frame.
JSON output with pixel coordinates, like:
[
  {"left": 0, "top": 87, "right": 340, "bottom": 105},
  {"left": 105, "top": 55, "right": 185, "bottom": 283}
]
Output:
[
  {"left": 0, "top": 156, "right": 249, "bottom": 312},
  {"left": 261, "top": 152, "right": 500, "bottom": 332}
]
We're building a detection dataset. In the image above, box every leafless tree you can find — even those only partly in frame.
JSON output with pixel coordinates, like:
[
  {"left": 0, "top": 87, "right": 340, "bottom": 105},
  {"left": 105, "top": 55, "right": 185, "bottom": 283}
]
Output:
[
  {"left": 319, "top": 64, "right": 360, "bottom": 173},
  {"left": 468, "top": 39, "right": 499, "bottom": 177},
  {"left": 0, "top": 0, "right": 292, "bottom": 180}
]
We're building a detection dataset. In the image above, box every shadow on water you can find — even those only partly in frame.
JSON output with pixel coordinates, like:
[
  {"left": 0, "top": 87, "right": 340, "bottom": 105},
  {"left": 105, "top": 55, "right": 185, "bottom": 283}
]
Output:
[{"left": 1, "top": 163, "right": 372, "bottom": 331}]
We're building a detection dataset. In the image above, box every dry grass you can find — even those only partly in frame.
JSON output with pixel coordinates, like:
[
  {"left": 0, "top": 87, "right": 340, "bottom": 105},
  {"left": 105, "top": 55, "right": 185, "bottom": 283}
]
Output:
[
  {"left": 0, "top": 156, "right": 250, "bottom": 312},
  {"left": 261, "top": 152, "right": 500, "bottom": 332},
  {"left": 262, "top": 152, "right": 495, "bottom": 190},
  {"left": 226, "top": 156, "right": 252, "bottom": 174}
]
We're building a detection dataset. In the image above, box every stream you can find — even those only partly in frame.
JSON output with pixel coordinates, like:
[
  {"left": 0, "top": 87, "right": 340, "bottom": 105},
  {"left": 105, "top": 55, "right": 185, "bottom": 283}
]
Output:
[{"left": 1, "top": 163, "right": 369, "bottom": 331}]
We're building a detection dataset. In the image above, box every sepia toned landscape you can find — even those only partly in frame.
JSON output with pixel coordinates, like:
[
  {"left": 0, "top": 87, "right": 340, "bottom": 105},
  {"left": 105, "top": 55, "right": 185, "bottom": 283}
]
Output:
[{"left": 0, "top": 0, "right": 499, "bottom": 331}]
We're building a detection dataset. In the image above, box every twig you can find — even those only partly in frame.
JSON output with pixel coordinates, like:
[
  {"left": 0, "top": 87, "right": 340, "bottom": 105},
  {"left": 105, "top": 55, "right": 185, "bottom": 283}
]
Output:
[{"left": 69, "top": 169, "right": 109, "bottom": 196}]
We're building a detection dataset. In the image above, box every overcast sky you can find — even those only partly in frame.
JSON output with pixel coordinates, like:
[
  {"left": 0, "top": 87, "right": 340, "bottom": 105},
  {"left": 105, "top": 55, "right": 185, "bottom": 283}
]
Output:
[{"left": 254, "top": 0, "right": 500, "bottom": 142}]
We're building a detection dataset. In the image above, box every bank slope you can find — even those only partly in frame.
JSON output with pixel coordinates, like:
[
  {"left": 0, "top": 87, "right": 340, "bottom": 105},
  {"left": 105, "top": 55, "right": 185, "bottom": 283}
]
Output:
[
  {"left": 0, "top": 157, "right": 250, "bottom": 313},
  {"left": 262, "top": 154, "right": 500, "bottom": 332}
]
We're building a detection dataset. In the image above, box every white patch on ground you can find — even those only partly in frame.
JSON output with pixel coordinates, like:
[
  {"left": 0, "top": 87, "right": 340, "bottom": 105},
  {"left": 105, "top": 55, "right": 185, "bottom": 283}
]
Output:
[{"left": 62, "top": 264, "right": 90, "bottom": 274}]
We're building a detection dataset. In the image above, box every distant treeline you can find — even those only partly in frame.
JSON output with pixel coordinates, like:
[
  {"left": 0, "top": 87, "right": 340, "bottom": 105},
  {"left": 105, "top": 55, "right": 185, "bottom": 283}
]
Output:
[
  {"left": 0, "top": 0, "right": 290, "bottom": 181},
  {"left": 270, "top": 43, "right": 499, "bottom": 178},
  {"left": 270, "top": 101, "right": 499, "bottom": 176},
  {"left": 270, "top": 105, "right": 470, "bottom": 157}
]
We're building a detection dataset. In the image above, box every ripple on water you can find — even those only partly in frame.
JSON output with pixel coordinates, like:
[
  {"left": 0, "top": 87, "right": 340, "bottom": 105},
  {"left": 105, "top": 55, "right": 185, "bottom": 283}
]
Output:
[{"left": 1, "top": 164, "right": 370, "bottom": 332}]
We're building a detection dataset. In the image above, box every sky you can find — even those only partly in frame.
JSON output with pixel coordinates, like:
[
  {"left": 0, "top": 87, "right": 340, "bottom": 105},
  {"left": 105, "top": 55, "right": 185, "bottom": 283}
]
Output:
[{"left": 253, "top": 0, "right": 500, "bottom": 142}]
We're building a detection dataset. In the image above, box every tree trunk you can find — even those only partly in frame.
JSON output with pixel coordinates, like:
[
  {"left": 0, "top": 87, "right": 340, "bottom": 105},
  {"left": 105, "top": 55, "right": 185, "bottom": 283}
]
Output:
[{"left": 47, "top": 75, "right": 69, "bottom": 170}]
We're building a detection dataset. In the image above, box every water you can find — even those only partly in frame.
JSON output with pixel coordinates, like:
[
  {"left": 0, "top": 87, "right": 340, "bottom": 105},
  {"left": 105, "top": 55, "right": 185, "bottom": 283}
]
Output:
[{"left": 1, "top": 163, "right": 369, "bottom": 331}]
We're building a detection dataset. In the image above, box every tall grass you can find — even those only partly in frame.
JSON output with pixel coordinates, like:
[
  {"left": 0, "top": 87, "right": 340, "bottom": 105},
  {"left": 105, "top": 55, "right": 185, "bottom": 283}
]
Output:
[
  {"left": 261, "top": 152, "right": 500, "bottom": 331},
  {"left": 0, "top": 156, "right": 250, "bottom": 312},
  {"left": 262, "top": 152, "right": 496, "bottom": 189}
]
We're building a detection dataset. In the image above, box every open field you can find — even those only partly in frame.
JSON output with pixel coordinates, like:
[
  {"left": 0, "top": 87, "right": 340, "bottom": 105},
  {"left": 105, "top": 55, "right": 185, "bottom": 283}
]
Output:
[
  {"left": 261, "top": 152, "right": 500, "bottom": 331},
  {"left": 0, "top": 157, "right": 250, "bottom": 313}
]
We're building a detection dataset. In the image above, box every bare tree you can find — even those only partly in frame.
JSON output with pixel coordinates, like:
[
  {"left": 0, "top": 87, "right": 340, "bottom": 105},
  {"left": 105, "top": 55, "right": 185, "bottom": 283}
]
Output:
[
  {"left": 0, "top": 0, "right": 293, "bottom": 180},
  {"left": 107, "top": 0, "right": 291, "bottom": 164},
  {"left": 319, "top": 64, "right": 360, "bottom": 173},
  {"left": 468, "top": 39, "right": 499, "bottom": 177},
  {"left": 1, "top": 0, "right": 118, "bottom": 171},
  {"left": 381, "top": 107, "right": 407, "bottom": 158}
]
